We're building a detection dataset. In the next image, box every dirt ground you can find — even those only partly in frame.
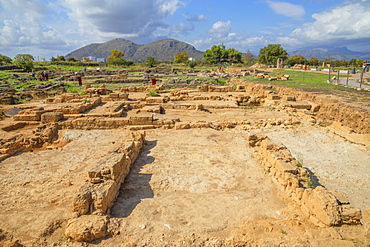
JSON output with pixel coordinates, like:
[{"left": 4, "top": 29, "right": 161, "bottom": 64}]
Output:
[
  {"left": 0, "top": 130, "right": 130, "bottom": 244},
  {"left": 0, "top": 89, "right": 369, "bottom": 246}
]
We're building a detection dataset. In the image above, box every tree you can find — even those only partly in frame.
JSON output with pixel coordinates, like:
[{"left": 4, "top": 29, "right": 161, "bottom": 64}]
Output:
[
  {"left": 51, "top": 55, "right": 66, "bottom": 62},
  {"left": 349, "top": 59, "right": 364, "bottom": 67},
  {"left": 286, "top": 55, "right": 307, "bottom": 66},
  {"left": 242, "top": 50, "right": 254, "bottom": 65},
  {"left": 174, "top": 51, "right": 189, "bottom": 64},
  {"left": 308, "top": 57, "right": 319, "bottom": 66},
  {"left": 66, "top": 57, "right": 78, "bottom": 62},
  {"left": 258, "top": 44, "right": 288, "bottom": 65},
  {"left": 203, "top": 45, "right": 242, "bottom": 64},
  {"left": 0, "top": 54, "right": 12, "bottom": 65},
  {"left": 226, "top": 48, "right": 242, "bottom": 63},
  {"left": 189, "top": 61, "right": 197, "bottom": 68},
  {"left": 13, "top": 54, "right": 34, "bottom": 70},
  {"left": 203, "top": 45, "right": 228, "bottom": 64},
  {"left": 145, "top": 57, "right": 158, "bottom": 67},
  {"left": 107, "top": 50, "right": 126, "bottom": 66}
]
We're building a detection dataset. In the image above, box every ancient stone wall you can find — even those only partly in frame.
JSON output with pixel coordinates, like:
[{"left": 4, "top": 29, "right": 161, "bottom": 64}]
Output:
[
  {"left": 247, "top": 134, "right": 363, "bottom": 227},
  {"left": 65, "top": 131, "right": 146, "bottom": 242},
  {"left": 230, "top": 79, "right": 370, "bottom": 134},
  {"left": 0, "top": 123, "right": 59, "bottom": 161}
]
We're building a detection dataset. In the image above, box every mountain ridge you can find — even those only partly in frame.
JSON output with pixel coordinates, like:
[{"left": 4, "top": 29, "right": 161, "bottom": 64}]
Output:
[
  {"left": 65, "top": 38, "right": 204, "bottom": 62},
  {"left": 66, "top": 38, "right": 370, "bottom": 62},
  {"left": 288, "top": 46, "right": 370, "bottom": 61}
]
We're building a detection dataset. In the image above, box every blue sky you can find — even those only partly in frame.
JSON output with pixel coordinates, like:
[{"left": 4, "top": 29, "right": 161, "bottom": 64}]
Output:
[{"left": 0, "top": 0, "right": 369, "bottom": 60}]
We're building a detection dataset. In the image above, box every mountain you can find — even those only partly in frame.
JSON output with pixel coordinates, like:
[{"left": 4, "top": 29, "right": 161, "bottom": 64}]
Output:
[
  {"left": 65, "top": 38, "right": 204, "bottom": 62},
  {"left": 288, "top": 47, "right": 370, "bottom": 61}
]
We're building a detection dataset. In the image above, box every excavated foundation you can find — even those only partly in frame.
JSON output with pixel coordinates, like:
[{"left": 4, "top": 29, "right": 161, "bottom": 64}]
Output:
[{"left": 0, "top": 81, "right": 369, "bottom": 246}]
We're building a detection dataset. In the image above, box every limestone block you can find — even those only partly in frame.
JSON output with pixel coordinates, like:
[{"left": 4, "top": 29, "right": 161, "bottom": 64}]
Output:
[
  {"left": 65, "top": 215, "right": 109, "bottom": 242},
  {"left": 261, "top": 139, "right": 275, "bottom": 150},
  {"left": 311, "top": 103, "right": 321, "bottom": 112},
  {"left": 266, "top": 94, "right": 280, "bottom": 100},
  {"left": 73, "top": 186, "right": 93, "bottom": 215},
  {"left": 41, "top": 112, "right": 64, "bottom": 123},
  {"left": 141, "top": 105, "right": 162, "bottom": 113},
  {"left": 175, "top": 122, "right": 191, "bottom": 129},
  {"left": 190, "top": 122, "right": 210, "bottom": 129},
  {"left": 340, "top": 204, "right": 362, "bottom": 224},
  {"left": 146, "top": 97, "right": 165, "bottom": 104},
  {"left": 129, "top": 115, "right": 153, "bottom": 125},
  {"left": 275, "top": 159, "right": 298, "bottom": 175},
  {"left": 304, "top": 186, "right": 341, "bottom": 226},
  {"left": 282, "top": 95, "right": 296, "bottom": 101},
  {"left": 329, "top": 190, "right": 350, "bottom": 205},
  {"left": 289, "top": 101, "right": 312, "bottom": 110}
]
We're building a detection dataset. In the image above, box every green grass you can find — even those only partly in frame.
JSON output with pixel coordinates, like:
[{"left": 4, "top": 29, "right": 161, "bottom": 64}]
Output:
[
  {"left": 148, "top": 89, "right": 159, "bottom": 96},
  {"left": 242, "top": 69, "right": 363, "bottom": 93},
  {"left": 64, "top": 82, "right": 83, "bottom": 93}
]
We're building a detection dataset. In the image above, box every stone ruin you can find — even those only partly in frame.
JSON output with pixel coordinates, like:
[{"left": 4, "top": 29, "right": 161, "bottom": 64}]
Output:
[{"left": 0, "top": 74, "right": 370, "bottom": 246}]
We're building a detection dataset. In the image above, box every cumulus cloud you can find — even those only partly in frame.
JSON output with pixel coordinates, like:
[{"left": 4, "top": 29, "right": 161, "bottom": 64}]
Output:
[
  {"left": 208, "top": 21, "right": 232, "bottom": 38},
  {"left": 288, "top": 1, "right": 370, "bottom": 47},
  {"left": 0, "top": 0, "right": 67, "bottom": 57},
  {"left": 187, "top": 14, "right": 207, "bottom": 22},
  {"left": 266, "top": 1, "right": 305, "bottom": 19},
  {"left": 63, "top": 0, "right": 185, "bottom": 42}
]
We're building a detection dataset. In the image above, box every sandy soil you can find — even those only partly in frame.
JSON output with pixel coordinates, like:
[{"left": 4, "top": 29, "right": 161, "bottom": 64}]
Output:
[
  {"left": 0, "top": 130, "right": 129, "bottom": 242},
  {"left": 108, "top": 129, "right": 291, "bottom": 245}
]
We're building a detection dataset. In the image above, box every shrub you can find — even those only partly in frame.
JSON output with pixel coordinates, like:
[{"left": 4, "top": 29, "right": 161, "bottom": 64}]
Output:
[{"left": 148, "top": 89, "right": 158, "bottom": 96}]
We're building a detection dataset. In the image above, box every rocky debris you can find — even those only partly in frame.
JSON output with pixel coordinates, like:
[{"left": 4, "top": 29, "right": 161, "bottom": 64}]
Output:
[{"left": 65, "top": 215, "right": 109, "bottom": 242}]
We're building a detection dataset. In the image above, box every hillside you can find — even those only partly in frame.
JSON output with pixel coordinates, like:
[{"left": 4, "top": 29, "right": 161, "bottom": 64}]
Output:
[{"left": 65, "top": 38, "right": 204, "bottom": 62}]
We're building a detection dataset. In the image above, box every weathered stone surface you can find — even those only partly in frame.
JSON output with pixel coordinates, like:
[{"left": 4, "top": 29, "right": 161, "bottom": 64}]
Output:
[
  {"left": 304, "top": 186, "right": 341, "bottom": 226},
  {"left": 340, "top": 204, "right": 362, "bottom": 224},
  {"left": 41, "top": 112, "right": 64, "bottom": 123},
  {"left": 146, "top": 97, "right": 165, "bottom": 104},
  {"left": 65, "top": 215, "right": 109, "bottom": 242}
]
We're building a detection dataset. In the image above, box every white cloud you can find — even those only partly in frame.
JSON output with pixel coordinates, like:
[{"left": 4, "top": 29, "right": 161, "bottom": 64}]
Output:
[
  {"left": 62, "top": 0, "right": 186, "bottom": 42},
  {"left": 266, "top": 1, "right": 305, "bottom": 19},
  {"left": 289, "top": 1, "right": 370, "bottom": 46},
  {"left": 208, "top": 21, "right": 232, "bottom": 38},
  {"left": 187, "top": 14, "right": 207, "bottom": 22},
  {"left": 0, "top": 0, "right": 67, "bottom": 58}
]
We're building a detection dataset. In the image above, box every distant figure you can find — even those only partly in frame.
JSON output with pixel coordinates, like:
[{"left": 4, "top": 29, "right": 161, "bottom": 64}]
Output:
[
  {"left": 40, "top": 71, "right": 45, "bottom": 81},
  {"left": 31, "top": 69, "right": 35, "bottom": 77}
]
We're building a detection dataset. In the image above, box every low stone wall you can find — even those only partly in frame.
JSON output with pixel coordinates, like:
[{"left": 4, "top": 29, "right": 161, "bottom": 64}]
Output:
[
  {"left": 0, "top": 123, "right": 59, "bottom": 161},
  {"left": 230, "top": 79, "right": 370, "bottom": 135},
  {"left": 247, "top": 134, "right": 363, "bottom": 227},
  {"left": 65, "top": 131, "right": 146, "bottom": 242},
  {"left": 59, "top": 115, "right": 154, "bottom": 130},
  {"left": 197, "top": 85, "right": 234, "bottom": 92},
  {"left": 73, "top": 131, "right": 145, "bottom": 216}
]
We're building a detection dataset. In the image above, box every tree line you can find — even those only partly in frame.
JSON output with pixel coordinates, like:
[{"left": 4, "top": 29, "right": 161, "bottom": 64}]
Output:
[{"left": 0, "top": 44, "right": 367, "bottom": 71}]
